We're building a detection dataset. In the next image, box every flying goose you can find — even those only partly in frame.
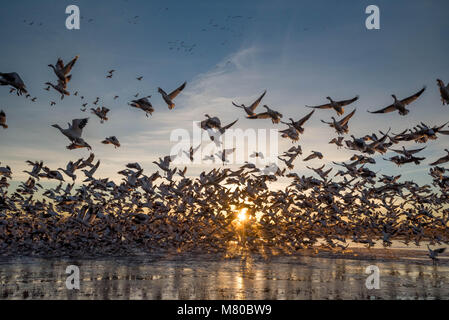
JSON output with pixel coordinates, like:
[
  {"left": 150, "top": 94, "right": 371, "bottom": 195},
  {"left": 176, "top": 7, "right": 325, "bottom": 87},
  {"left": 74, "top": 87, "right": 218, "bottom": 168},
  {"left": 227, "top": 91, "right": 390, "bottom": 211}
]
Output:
[
  {"left": 281, "top": 110, "right": 315, "bottom": 134},
  {"left": 427, "top": 245, "right": 446, "bottom": 265},
  {"left": 45, "top": 80, "right": 70, "bottom": 100},
  {"left": 0, "top": 72, "right": 27, "bottom": 95},
  {"left": 0, "top": 110, "right": 7, "bottom": 129},
  {"left": 279, "top": 125, "right": 300, "bottom": 142},
  {"left": 250, "top": 152, "right": 264, "bottom": 159},
  {"left": 200, "top": 114, "right": 221, "bottom": 130},
  {"left": 306, "top": 96, "right": 358, "bottom": 116},
  {"left": 247, "top": 105, "right": 283, "bottom": 124},
  {"left": 321, "top": 109, "right": 356, "bottom": 135},
  {"left": 430, "top": 149, "right": 449, "bottom": 166},
  {"left": 389, "top": 146, "right": 426, "bottom": 158},
  {"left": 158, "top": 81, "right": 187, "bottom": 109},
  {"left": 183, "top": 144, "right": 202, "bottom": 162},
  {"left": 129, "top": 96, "right": 154, "bottom": 117},
  {"left": 91, "top": 107, "right": 110, "bottom": 123},
  {"left": 437, "top": 79, "right": 449, "bottom": 105},
  {"left": 216, "top": 148, "right": 236, "bottom": 165},
  {"left": 52, "top": 118, "right": 89, "bottom": 145},
  {"left": 232, "top": 90, "right": 267, "bottom": 116},
  {"left": 102, "top": 136, "right": 121, "bottom": 148},
  {"left": 329, "top": 137, "right": 344, "bottom": 148},
  {"left": 207, "top": 119, "right": 239, "bottom": 142},
  {"left": 368, "top": 87, "right": 426, "bottom": 116},
  {"left": 303, "top": 151, "right": 324, "bottom": 162},
  {"left": 48, "top": 55, "right": 79, "bottom": 84}
]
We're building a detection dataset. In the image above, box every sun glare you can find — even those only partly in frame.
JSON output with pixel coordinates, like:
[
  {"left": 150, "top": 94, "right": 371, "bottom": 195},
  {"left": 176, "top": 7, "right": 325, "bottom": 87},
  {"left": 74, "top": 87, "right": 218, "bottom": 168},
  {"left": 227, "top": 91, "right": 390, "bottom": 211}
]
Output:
[{"left": 237, "top": 208, "right": 248, "bottom": 222}]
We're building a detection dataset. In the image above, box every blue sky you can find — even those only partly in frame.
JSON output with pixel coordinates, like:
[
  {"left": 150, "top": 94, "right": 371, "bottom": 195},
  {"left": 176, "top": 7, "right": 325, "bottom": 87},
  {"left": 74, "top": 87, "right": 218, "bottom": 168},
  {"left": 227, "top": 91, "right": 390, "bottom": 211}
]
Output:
[{"left": 1, "top": 0, "right": 449, "bottom": 189}]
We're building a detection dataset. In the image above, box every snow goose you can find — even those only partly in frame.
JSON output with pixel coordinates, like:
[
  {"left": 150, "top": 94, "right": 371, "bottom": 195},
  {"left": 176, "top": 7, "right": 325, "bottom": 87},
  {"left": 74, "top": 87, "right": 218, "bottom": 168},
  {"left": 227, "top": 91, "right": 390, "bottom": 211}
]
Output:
[
  {"left": 45, "top": 80, "right": 70, "bottom": 100},
  {"left": 281, "top": 110, "right": 314, "bottom": 134},
  {"left": 306, "top": 96, "right": 358, "bottom": 116},
  {"left": 48, "top": 55, "right": 79, "bottom": 83},
  {"left": 158, "top": 81, "right": 187, "bottom": 109},
  {"left": 303, "top": 151, "right": 324, "bottom": 161},
  {"left": 0, "top": 72, "right": 27, "bottom": 95},
  {"left": 321, "top": 109, "right": 356, "bottom": 135},
  {"left": 129, "top": 96, "right": 154, "bottom": 117},
  {"left": 232, "top": 90, "right": 266, "bottom": 116},
  {"left": 368, "top": 87, "right": 426, "bottom": 116},
  {"left": 52, "top": 118, "right": 89, "bottom": 143},
  {"left": 247, "top": 105, "right": 283, "bottom": 124},
  {"left": 91, "top": 107, "right": 110, "bottom": 123},
  {"left": 102, "top": 136, "right": 121, "bottom": 148}
]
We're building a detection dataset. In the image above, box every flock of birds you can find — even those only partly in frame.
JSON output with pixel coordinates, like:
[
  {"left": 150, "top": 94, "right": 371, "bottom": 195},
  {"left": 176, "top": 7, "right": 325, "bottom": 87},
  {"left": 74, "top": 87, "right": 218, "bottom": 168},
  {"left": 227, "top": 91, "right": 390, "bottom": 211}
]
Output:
[{"left": 1, "top": 55, "right": 449, "bottom": 265}]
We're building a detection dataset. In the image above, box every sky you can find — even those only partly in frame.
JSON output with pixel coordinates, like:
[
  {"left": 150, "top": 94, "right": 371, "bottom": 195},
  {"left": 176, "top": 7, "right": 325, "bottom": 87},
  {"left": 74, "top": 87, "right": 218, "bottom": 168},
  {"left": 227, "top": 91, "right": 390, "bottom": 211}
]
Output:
[{"left": 1, "top": 0, "right": 449, "bottom": 191}]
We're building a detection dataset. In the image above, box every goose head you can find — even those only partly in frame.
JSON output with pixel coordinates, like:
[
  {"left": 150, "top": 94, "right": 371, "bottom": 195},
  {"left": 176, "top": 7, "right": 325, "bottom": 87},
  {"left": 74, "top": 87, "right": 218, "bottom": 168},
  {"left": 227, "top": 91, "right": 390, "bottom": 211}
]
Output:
[
  {"left": 391, "top": 94, "right": 398, "bottom": 102},
  {"left": 436, "top": 79, "right": 444, "bottom": 87},
  {"left": 326, "top": 96, "right": 332, "bottom": 102}
]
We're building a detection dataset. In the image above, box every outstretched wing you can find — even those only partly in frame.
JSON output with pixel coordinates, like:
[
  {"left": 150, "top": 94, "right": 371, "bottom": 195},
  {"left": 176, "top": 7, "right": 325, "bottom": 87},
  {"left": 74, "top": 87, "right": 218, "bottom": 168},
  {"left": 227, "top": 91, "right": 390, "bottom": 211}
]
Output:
[
  {"left": 337, "top": 96, "right": 359, "bottom": 107},
  {"left": 296, "top": 110, "right": 315, "bottom": 126},
  {"left": 434, "top": 248, "right": 446, "bottom": 254},
  {"left": 220, "top": 119, "right": 239, "bottom": 133},
  {"left": 168, "top": 82, "right": 187, "bottom": 100},
  {"left": 71, "top": 118, "right": 89, "bottom": 137},
  {"left": 368, "top": 104, "right": 397, "bottom": 114},
  {"left": 248, "top": 112, "right": 271, "bottom": 119},
  {"left": 401, "top": 87, "right": 426, "bottom": 106},
  {"left": 339, "top": 109, "right": 356, "bottom": 126},
  {"left": 249, "top": 90, "right": 267, "bottom": 112},
  {"left": 430, "top": 156, "right": 449, "bottom": 166},
  {"left": 306, "top": 103, "right": 332, "bottom": 110}
]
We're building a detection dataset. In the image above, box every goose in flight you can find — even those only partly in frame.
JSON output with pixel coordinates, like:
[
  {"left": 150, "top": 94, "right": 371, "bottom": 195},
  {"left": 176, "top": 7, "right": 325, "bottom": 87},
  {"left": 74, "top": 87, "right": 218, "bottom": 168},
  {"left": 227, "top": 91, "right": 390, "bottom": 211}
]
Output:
[
  {"left": 280, "top": 125, "right": 299, "bottom": 142},
  {"left": 153, "top": 155, "right": 177, "bottom": 172},
  {"left": 389, "top": 146, "right": 426, "bottom": 158},
  {"left": 248, "top": 105, "right": 283, "bottom": 124},
  {"left": 427, "top": 245, "right": 446, "bottom": 265},
  {"left": 52, "top": 118, "right": 89, "bottom": 144},
  {"left": 216, "top": 148, "right": 236, "bottom": 165},
  {"left": 0, "top": 110, "right": 7, "bottom": 129},
  {"left": 306, "top": 96, "right": 358, "bottom": 116},
  {"left": 158, "top": 81, "right": 186, "bottom": 109},
  {"left": 207, "top": 119, "right": 239, "bottom": 142},
  {"left": 200, "top": 114, "right": 221, "bottom": 130},
  {"left": 329, "top": 137, "right": 344, "bottom": 148},
  {"left": 430, "top": 149, "right": 449, "bottom": 166},
  {"left": 321, "top": 109, "right": 356, "bottom": 135},
  {"left": 303, "top": 151, "right": 324, "bottom": 162},
  {"left": 232, "top": 90, "right": 266, "bottom": 116},
  {"left": 437, "top": 79, "right": 449, "bottom": 105},
  {"left": 102, "top": 136, "right": 121, "bottom": 148},
  {"left": 281, "top": 110, "right": 314, "bottom": 134},
  {"left": 91, "top": 107, "right": 110, "bottom": 123},
  {"left": 0, "top": 72, "right": 27, "bottom": 95},
  {"left": 45, "top": 80, "right": 70, "bottom": 100},
  {"left": 368, "top": 87, "right": 426, "bottom": 116},
  {"left": 48, "top": 55, "right": 79, "bottom": 84},
  {"left": 130, "top": 96, "right": 154, "bottom": 117},
  {"left": 183, "top": 143, "right": 202, "bottom": 162},
  {"left": 250, "top": 152, "right": 264, "bottom": 159}
]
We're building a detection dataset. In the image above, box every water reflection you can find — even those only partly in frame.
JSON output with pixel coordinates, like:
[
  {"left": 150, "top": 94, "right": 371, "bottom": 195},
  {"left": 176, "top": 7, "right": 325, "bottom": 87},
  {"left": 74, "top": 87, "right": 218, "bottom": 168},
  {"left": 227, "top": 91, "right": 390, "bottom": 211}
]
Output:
[{"left": 1, "top": 254, "right": 448, "bottom": 300}]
